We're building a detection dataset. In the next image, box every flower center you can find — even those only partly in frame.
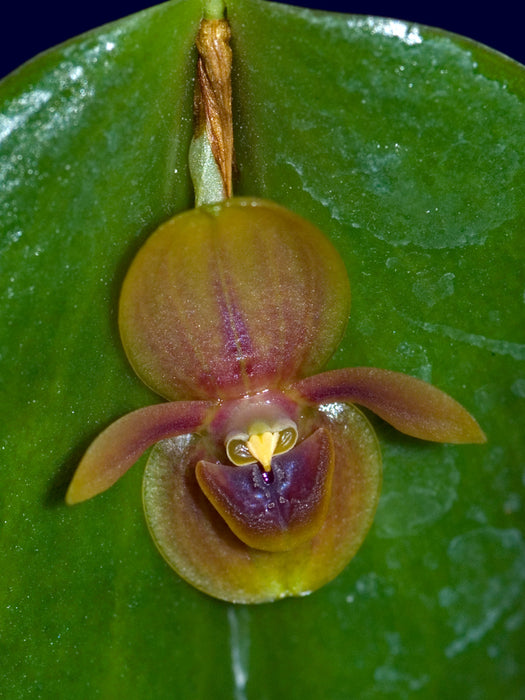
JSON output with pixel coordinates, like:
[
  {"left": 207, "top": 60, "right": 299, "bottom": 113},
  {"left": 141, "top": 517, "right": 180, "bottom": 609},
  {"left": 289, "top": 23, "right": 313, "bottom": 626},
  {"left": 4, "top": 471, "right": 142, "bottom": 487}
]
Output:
[{"left": 225, "top": 420, "right": 298, "bottom": 471}]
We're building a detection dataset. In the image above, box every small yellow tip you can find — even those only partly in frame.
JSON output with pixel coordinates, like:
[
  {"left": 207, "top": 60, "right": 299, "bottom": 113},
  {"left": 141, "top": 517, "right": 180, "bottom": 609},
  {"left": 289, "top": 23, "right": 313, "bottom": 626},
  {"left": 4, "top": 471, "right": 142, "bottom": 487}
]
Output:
[
  {"left": 246, "top": 431, "right": 279, "bottom": 471},
  {"left": 64, "top": 479, "right": 85, "bottom": 506}
]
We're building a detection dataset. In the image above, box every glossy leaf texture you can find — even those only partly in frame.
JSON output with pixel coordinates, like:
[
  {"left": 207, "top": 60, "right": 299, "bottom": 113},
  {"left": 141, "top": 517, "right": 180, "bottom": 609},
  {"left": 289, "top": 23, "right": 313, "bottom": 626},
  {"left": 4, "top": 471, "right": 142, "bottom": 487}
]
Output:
[{"left": 1, "top": 0, "right": 524, "bottom": 698}]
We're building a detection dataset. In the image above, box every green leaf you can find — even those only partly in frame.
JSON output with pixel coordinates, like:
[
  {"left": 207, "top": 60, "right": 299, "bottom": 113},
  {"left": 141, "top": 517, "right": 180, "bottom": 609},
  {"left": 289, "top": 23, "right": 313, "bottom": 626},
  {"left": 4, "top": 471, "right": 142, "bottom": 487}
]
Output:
[{"left": 1, "top": 0, "right": 524, "bottom": 697}]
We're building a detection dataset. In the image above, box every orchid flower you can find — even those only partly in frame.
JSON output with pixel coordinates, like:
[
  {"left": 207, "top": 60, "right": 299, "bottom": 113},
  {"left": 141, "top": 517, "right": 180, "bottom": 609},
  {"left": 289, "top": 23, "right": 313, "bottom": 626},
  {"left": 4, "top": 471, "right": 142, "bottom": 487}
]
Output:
[{"left": 66, "top": 197, "right": 485, "bottom": 603}]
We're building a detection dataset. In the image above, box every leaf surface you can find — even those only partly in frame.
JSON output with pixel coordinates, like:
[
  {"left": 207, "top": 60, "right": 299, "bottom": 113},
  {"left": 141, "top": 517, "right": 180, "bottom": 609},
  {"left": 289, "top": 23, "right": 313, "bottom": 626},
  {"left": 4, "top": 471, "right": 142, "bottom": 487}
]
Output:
[{"left": 1, "top": 0, "right": 524, "bottom": 697}]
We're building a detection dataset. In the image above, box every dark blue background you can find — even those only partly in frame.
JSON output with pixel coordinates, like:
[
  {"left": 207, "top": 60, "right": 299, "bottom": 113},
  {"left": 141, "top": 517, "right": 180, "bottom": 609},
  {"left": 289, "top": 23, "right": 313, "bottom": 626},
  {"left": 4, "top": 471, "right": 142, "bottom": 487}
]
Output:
[{"left": 1, "top": 1, "right": 523, "bottom": 80}]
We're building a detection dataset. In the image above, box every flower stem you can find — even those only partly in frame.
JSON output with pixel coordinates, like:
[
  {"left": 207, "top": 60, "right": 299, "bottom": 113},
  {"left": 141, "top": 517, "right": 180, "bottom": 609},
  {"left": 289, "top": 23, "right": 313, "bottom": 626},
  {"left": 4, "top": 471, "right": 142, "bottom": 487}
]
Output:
[
  {"left": 203, "top": 0, "right": 226, "bottom": 20},
  {"left": 189, "top": 15, "right": 233, "bottom": 206}
]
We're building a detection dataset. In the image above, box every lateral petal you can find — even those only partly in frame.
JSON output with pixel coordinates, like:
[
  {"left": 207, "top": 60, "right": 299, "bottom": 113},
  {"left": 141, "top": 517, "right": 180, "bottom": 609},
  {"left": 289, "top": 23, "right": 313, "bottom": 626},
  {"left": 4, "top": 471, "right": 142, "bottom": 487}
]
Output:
[
  {"left": 66, "top": 401, "right": 214, "bottom": 504},
  {"left": 292, "top": 367, "right": 486, "bottom": 444}
]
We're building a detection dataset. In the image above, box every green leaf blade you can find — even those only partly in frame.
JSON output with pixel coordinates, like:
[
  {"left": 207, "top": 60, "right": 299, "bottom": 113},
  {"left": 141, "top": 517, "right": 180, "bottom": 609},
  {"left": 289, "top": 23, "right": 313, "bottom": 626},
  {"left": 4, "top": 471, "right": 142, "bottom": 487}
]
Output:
[{"left": 1, "top": 1, "right": 524, "bottom": 697}]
